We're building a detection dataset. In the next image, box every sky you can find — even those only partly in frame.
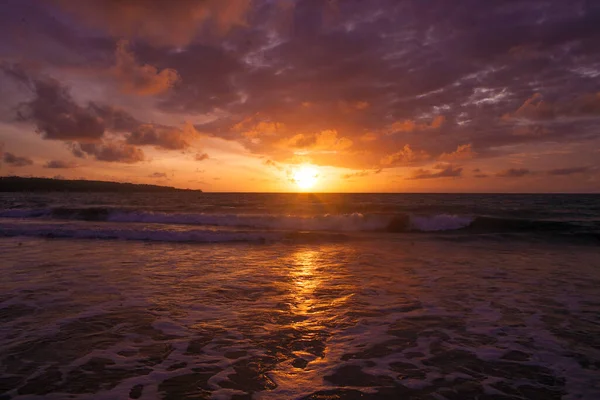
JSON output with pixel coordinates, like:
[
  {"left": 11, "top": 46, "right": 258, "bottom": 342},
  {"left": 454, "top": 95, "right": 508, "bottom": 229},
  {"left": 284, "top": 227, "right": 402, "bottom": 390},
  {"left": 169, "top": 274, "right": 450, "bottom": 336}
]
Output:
[{"left": 1, "top": 0, "right": 599, "bottom": 192}]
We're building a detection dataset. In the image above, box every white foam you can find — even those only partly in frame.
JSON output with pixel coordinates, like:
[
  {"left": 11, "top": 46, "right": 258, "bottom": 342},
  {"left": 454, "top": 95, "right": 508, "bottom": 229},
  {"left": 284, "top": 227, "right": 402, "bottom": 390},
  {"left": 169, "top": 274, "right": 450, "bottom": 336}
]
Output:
[
  {"left": 0, "top": 221, "right": 280, "bottom": 243},
  {"left": 1, "top": 207, "right": 479, "bottom": 233},
  {"left": 109, "top": 211, "right": 390, "bottom": 232}
]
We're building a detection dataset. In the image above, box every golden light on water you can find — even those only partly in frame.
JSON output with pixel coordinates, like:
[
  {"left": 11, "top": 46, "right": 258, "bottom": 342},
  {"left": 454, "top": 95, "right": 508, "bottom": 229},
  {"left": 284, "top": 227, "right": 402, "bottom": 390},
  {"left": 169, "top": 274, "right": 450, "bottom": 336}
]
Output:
[
  {"left": 292, "top": 166, "right": 319, "bottom": 190},
  {"left": 290, "top": 249, "right": 321, "bottom": 316}
]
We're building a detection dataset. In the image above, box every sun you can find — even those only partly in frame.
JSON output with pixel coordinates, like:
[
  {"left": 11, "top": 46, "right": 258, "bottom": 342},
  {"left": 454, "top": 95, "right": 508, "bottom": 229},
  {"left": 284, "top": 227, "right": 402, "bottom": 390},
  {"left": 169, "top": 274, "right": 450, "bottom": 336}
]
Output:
[{"left": 293, "top": 166, "right": 319, "bottom": 190}]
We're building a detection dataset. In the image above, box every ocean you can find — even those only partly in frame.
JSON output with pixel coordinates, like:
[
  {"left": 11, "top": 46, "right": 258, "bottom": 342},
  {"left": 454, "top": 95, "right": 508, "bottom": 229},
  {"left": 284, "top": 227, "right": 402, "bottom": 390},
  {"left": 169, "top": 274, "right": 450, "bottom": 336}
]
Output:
[{"left": 0, "top": 193, "right": 599, "bottom": 399}]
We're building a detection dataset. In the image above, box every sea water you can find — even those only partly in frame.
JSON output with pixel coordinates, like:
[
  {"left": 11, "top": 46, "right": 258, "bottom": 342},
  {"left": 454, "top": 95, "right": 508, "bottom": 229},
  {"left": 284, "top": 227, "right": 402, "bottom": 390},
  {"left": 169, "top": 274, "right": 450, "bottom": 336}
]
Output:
[{"left": 0, "top": 193, "right": 599, "bottom": 399}]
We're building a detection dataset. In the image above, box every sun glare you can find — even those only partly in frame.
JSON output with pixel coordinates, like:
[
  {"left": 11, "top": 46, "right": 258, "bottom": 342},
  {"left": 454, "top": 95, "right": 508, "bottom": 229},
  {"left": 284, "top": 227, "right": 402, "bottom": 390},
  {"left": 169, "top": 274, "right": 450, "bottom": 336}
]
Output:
[{"left": 293, "top": 166, "right": 318, "bottom": 190}]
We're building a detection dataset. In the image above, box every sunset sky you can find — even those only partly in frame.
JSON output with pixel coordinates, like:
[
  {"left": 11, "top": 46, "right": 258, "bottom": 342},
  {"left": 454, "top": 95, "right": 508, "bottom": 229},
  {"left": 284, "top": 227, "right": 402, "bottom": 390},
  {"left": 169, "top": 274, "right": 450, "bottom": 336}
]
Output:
[{"left": 1, "top": 0, "right": 599, "bottom": 192}]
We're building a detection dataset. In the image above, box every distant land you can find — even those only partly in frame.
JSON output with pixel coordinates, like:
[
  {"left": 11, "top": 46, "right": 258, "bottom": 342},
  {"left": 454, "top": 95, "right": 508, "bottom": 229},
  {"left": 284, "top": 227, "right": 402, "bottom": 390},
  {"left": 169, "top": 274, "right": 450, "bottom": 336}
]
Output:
[{"left": 0, "top": 176, "right": 201, "bottom": 193}]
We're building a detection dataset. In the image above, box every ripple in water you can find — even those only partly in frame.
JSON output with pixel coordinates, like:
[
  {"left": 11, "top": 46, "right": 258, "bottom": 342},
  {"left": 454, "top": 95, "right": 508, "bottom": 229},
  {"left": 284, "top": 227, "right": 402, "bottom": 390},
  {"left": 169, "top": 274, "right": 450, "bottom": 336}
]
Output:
[{"left": 0, "top": 237, "right": 599, "bottom": 399}]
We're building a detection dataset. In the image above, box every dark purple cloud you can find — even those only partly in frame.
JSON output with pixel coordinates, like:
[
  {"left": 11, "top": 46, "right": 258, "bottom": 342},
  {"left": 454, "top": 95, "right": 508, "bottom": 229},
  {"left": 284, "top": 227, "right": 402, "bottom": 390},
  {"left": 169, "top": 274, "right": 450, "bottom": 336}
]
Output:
[
  {"left": 1, "top": 63, "right": 199, "bottom": 161},
  {"left": 547, "top": 166, "right": 590, "bottom": 175},
  {"left": 88, "top": 104, "right": 141, "bottom": 132},
  {"left": 496, "top": 168, "right": 531, "bottom": 178},
  {"left": 74, "top": 142, "right": 144, "bottom": 163},
  {"left": 1, "top": 63, "right": 146, "bottom": 141},
  {"left": 408, "top": 164, "right": 463, "bottom": 180},
  {"left": 3, "top": 152, "right": 33, "bottom": 167},
  {"left": 44, "top": 160, "right": 76, "bottom": 169},
  {"left": 126, "top": 123, "right": 197, "bottom": 150},
  {"left": 2, "top": 63, "right": 105, "bottom": 141}
]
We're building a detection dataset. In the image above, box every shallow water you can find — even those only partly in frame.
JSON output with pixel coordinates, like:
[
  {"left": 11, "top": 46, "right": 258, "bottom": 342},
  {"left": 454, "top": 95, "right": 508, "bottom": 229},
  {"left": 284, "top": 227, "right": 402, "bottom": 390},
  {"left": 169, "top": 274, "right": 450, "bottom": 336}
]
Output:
[{"left": 1, "top": 236, "right": 599, "bottom": 399}]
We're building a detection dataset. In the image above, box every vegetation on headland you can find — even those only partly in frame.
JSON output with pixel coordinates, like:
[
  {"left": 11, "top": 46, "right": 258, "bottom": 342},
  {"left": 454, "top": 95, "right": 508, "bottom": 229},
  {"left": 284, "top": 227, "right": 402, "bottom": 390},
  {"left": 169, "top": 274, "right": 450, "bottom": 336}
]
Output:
[{"left": 0, "top": 177, "right": 201, "bottom": 192}]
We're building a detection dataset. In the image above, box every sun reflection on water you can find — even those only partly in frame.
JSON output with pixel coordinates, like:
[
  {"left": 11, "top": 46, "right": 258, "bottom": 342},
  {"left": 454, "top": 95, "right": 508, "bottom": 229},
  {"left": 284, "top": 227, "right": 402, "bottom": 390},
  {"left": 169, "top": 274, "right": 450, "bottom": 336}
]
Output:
[
  {"left": 289, "top": 249, "right": 323, "bottom": 316},
  {"left": 258, "top": 247, "right": 359, "bottom": 397}
]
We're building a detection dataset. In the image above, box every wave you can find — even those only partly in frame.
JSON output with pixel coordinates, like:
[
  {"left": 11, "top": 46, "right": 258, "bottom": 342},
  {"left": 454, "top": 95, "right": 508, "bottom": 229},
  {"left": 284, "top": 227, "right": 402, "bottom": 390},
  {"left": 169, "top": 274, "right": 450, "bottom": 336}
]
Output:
[
  {"left": 0, "top": 222, "right": 355, "bottom": 244},
  {"left": 0, "top": 208, "right": 472, "bottom": 232},
  {"left": 0, "top": 207, "right": 595, "bottom": 235}
]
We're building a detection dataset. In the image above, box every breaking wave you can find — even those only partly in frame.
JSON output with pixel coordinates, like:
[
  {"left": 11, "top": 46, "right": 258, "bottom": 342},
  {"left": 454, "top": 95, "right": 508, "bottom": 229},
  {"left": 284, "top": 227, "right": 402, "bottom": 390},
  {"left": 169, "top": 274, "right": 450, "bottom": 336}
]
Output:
[{"left": 0, "top": 207, "right": 594, "bottom": 236}]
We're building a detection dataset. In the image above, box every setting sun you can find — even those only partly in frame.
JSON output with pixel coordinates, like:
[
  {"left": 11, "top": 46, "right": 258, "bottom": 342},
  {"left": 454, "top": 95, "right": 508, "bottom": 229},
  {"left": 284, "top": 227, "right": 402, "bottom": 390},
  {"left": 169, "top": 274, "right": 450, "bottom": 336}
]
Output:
[{"left": 293, "top": 166, "right": 318, "bottom": 190}]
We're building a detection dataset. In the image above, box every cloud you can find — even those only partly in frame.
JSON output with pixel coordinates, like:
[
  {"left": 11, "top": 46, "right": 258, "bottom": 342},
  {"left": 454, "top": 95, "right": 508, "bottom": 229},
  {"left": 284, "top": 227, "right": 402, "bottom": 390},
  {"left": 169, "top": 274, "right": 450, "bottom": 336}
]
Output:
[
  {"left": 44, "top": 160, "right": 77, "bottom": 168},
  {"left": 496, "top": 168, "right": 531, "bottom": 178},
  {"left": 504, "top": 93, "right": 600, "bottom": 123},
  {"left": 284, "top": 130, "right": 353, "bottom": 152},
  {"left": 112, "top": 40, "right": 180, "bottom": 96},
  {"left": 547, "top": 166, "right": 590, "bottom": 175},
  {"left": 126, "top": 123, "right": 198, "bottom": 150},
  {"left": 58, "top": 0, "right": 252, "bottom": 46},
  {"left": 149, "top": 172, "right": 168, "bottom": 178},
  {"left": 2, "top": 64, "right": 151, "bottom": 140},
  {"left": 88, "top": 104, "right": 141, "bottom": 132},
  {"left": 73, "top": 142, "right": 145, "bottom": 163},
  {"left": 195, "top": 152, "right": 209, "bottom": 161},
  {"left": 3, "top": 152, "right": 33, "bottom": 167},
  {"left": 439, "top": 144, "right": 476, "bottom": 161},
  {"left": 3, "top": 63, "right": 105, "bottom": 141},
  {"left": 3, "top": 0, "right": 600, "bottom": 183},
  {"left": 474, "top": 174, "right": 489, "bottom": 178},
  {"left": 164, "top": 2, "right": 600, "bottom": 170},
  {"left": 2, "top": 64, "right": 195, "bottom": 151},
  {"left": 381, "top": 145, "right": 430, "bottom": 166},
  {"left": 233, "top": 119, "right": 285, "bottom": 139},
  {"left": 339, "top": 101, "right": 370, "bottom": 112},
  {"left": 359, "top": 132, "right": 378, "bottom": 142},
  {"left": 343, "top": 169, "right": 382, "bottom": 179},
  {"left": 570, "top": 93, "right": 600, "bottom": 117},
  {"left": 504, "top": 93, "right": 556, "bottom": 121},
  {"left": 263, "top": 159, "right": 283, "bottom": 171},
  {"left": 389, "top": 116, "right": 446, "bottom": 134},
  {"left": 408, "top": 164, "right": 463, "bottom": 180}
]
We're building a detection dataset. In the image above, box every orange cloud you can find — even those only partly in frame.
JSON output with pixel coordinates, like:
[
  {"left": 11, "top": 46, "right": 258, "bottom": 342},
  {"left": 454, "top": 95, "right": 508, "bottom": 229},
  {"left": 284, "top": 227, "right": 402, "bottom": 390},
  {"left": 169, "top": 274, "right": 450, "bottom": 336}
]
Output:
[
  {"left": 195, "top": 153, "right": 209, "bottom": 161},
  {"left": 503, "top": 93, "right": 555, "bottom": 121},
  {"left": 236, "top": 120, "right": 285, "bottom": 139},
  {"left": 285, "top": 129, "right": 353, "bottom": 152},
  {"left": 112, "top": 40, "right": 180, "bottom": 96},
  {"left": 380, "top": 144, "right": 430, "bottom": 166},
  {"left": 389, "top": 115, "right": 445, "bottom": 133},
  {"left": 359, "top": 132, "right": 378, "bottom": 142},
  {"left": 438, "top": 144, "right": 476, "bottom": 161},
  {"left": 390, "top": 120, "right": 417, "bottom": 133},
  {"left": 430, "top": 115, "right": 445, "bottom": 129}
]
